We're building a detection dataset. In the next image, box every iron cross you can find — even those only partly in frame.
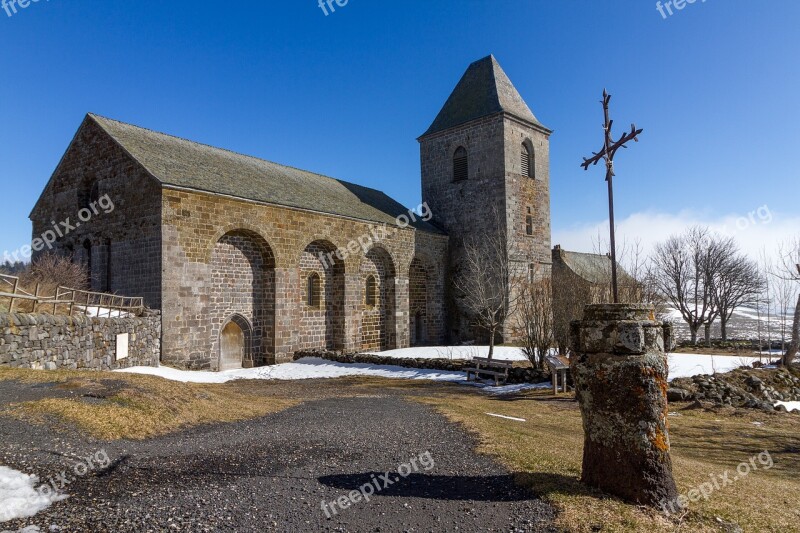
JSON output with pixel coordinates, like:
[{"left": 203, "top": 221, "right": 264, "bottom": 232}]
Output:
[{"left": 581, "top": 90, "right": 643, "bottom": 303}]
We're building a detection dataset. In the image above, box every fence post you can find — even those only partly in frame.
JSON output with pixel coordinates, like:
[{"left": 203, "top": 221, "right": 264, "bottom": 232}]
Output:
[{"left": 8, "top": 278, "right": 18, "bottom": 313}]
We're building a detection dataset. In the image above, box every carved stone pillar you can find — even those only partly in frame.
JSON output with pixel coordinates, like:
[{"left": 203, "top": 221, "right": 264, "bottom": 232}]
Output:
[{"left": 570, "top": 304, "right": 678, "bottom": 507}]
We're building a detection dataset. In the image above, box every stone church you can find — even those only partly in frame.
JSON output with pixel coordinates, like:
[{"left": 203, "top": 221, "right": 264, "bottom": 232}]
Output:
[{"left": 30, "top": 55, "right": 552, "bottom": 370}]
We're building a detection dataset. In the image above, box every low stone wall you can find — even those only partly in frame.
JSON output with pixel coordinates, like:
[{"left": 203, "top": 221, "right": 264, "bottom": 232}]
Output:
[
  {"left": 0, "top": 312, "right": 161, "bottom": 371},
  {"left": 293, "top": 349, "right": 548, "bottom": 384}
]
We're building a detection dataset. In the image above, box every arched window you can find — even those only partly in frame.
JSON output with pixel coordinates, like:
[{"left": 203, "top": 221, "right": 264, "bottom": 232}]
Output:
[
  {"left": 453, "top": 146, "right": 468, "bottom": 182},
  {"left": 306, "top": 273, "right": 321, "bottom": 308},
  {"left": 521, "top": 143, "right": 534, "bottom": 178},
  {"left": 365, "top": 275, "right": 377, "bottom": 307}
]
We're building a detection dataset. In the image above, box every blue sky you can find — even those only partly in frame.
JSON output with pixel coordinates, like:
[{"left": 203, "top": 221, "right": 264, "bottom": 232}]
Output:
[{"left": 1, "top": 0, "right": 798, "bottom": 261}]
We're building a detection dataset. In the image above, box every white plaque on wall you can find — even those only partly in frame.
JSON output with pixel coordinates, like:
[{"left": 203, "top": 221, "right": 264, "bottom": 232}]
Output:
[{"left": 116, "top": 333, "right": 129, "bottom": 361}]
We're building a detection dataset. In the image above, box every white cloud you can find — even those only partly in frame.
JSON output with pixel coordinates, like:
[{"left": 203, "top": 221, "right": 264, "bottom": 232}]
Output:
[{"left": 553, "top": 206, "right": 800, "bottom": 264}]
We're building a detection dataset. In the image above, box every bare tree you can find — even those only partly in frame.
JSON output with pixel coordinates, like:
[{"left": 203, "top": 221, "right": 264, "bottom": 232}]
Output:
[
  {"left": 777, "top": 238, "right": 800, "bottom": 367},
  {"left": 652, "top": 226, "right": 720, "bottom": 345},
  {"left": 552, "top": 267, "right": 590, "bottom": 356},
  {"left": 711, "top": 245, "right": 765, "bottom": 342},
  {"left": 516, "top": 271, "right": 553, "bottom": 369},
  {"left": 772, "top": 271, "right": 797, "bottom": 354},
  {"left": 452, "top": 210, "right": 522, "bottom": 360}
]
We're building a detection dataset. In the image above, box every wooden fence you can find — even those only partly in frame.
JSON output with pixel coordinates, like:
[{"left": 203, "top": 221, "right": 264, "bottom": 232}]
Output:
[{"left": 0, "top": 273, "right": 145, "bottom": 317}]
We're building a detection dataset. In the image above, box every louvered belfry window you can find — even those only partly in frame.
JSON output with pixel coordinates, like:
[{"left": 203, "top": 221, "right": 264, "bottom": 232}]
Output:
[
  {"left": 453, "top": 146, "right": 468, "bottom": 182},
  {"left": 521, "top": 143, "right": 533, "bottom": 178}
]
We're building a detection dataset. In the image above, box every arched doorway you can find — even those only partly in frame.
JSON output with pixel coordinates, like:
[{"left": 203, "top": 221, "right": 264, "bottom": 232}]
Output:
[
  {"left": 219, "top": 320, "right": 246, "bottom": 371},
  {"left": 409, "top": 257, "right": 429, "bottom": 346}
]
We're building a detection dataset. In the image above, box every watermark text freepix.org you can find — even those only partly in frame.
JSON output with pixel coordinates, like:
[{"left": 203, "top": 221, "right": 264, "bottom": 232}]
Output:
[
  {"left": 318, "top": 0, "right": 349, "bottom": 16},
  {"left": 2, "top": 0, "right": 50, "bottom": 19},
  {"left": 656, "top": 0, "right": 707, "bottom": 20},
  {"left": 1, "top": 194, "right": 115, "bottom": 264},
  {"left": 318, "top": 202, "right": 432, "bottom": 269},
  {"left": 321, "top": 451, "right": 435, "bottom": 518},
  {"left": 659, "top": 450, "right": 773, "bottom": 515},
  {"left": 0, "top": 448, "right": 112, "bottom": 522}
]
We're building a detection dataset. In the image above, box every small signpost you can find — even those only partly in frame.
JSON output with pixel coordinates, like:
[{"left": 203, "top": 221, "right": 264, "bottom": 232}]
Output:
[
  {"left": 581, "top": 90, "right": 643, "bottom": 303},
  {"left": 545, "top": 354, "right": 570, "bottom": 394}
]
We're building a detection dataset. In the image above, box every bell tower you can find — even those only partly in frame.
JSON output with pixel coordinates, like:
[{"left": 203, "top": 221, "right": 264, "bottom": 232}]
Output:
[{"left": 418, "top": 55, "right": 552, "bottom": 341}]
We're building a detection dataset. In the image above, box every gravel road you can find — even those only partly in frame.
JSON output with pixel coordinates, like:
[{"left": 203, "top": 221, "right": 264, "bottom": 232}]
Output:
[{"left": 1, "top": 385, "right": 556, "bottom": 532}]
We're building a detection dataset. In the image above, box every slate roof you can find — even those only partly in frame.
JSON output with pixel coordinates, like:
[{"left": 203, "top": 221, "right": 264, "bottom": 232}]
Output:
[
  {"left": 421, "top": 55, "right": 548, "bottom": 137},
  {"left": 88, "top": 114, "right": 444, "bottom": 234},
  {"left": 555, "top": 248, "right": 634, "bottom": 285}
]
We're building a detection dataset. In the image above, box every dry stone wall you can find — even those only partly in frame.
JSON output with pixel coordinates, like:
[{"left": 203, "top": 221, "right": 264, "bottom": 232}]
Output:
[{"left": 0, "top": 312, "right": 160, "bottom": 370}]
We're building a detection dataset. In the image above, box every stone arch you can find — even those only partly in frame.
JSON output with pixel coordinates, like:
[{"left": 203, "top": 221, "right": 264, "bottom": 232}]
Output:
[
  {"left": 298, "top": 239, "right": 346, "bottom": 351},
  {"left": 360, "top": 245, "right": 397, "bottom": 351},
  {"left": 522, "top": 138, "right": 536, "bottom": 179},
  {"left": 209, "top": 229, "right": 275, "bottom": 370},
  {"left": 206, "top": 224, "right": 281, "bottom": 266},
  {"left": 409, "top": 256, "right": 432, "bottom": 346},
  {"left": 219, "top": 313, "right": 253, "bottom": 371}
]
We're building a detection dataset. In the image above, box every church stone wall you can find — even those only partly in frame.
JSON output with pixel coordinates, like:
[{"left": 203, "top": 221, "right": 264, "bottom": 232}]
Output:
[{"left": 161, "top": 188, "right": 447, "bottom": 369}]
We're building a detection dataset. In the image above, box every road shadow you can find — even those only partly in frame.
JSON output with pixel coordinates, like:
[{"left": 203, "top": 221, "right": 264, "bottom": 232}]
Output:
[{"left": 318, "top": 472, "right": 574, "bottom": 502}]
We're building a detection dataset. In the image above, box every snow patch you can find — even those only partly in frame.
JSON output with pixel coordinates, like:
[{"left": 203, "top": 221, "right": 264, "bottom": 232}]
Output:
[
  {"left": 667, "top": 353, "right": 760, "bottom": 380},
  {"left": 117, "top": 357, "right": 468, "bottom": 384},
  {"left": 365, "top": 346, "right": 532, "bottom": 361},
  {"left": 775, "top": 401, "right": 800, "bottom": 413},
  {"left": 0, "top": 466, "right": 66, "bottom": 523}
]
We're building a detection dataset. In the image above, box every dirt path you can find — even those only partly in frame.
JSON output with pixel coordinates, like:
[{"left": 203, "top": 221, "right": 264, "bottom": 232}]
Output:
[{"left": 1, "top": 387, "right": 556, "bottom": 532}]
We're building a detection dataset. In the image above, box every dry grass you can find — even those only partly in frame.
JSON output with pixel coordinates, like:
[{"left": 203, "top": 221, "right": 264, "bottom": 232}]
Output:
[
  {"left": 0, "top": 367, "right": 298, "bottom": 440},
  {"left": 413, "top": 389, "right": 800, "bottom": 533}
]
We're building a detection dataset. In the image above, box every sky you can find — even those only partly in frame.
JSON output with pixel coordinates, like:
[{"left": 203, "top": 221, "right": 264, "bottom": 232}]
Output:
[{"left": 1, "top": 0, "right": 798, "bottom": 264}]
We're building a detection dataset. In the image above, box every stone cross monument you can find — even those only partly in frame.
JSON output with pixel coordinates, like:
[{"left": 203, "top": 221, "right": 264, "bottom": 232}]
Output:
[{"left": 570, "top": 304, "right": 679, "bottom": 506}]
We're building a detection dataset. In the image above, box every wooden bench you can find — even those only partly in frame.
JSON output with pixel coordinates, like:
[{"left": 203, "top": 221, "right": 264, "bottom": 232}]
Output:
[{"left": 465, "top": 357, "right": 514, "bottom": 386}]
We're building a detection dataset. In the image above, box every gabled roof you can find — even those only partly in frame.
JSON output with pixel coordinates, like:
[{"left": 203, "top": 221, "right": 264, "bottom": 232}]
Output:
[
  {"left": 87, "top": 114, "right": 444, "bottom": 234},
  {"left": 554, "top": 247, "right": 634, "bottom": 285},
  {"left": 421, "top": 55, "right": 549, "bottom": 138}
]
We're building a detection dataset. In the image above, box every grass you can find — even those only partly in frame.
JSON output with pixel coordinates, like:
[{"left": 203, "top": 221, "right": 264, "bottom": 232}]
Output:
[
  {"left": 0, "top": 367, "right": 299, "bottom": 440},
  {"left": 413, "top": 388, "right": 800, "bottom": 532}
]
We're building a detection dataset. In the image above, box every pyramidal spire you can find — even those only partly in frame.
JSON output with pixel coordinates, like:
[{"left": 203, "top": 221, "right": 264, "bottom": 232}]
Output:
[{"left": 421, "top": 55, "right": 545, "bottom": 137}]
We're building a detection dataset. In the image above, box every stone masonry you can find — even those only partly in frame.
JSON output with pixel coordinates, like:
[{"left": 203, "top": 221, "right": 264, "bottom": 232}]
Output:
[{"left": 0, "top": 312, "right": 161, "bottom": 370}]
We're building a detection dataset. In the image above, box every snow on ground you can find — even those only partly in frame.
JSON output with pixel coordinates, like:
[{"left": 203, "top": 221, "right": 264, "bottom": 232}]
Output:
[
  {"left": 75, "top": 306, "right": 133, "bottom": 318},
  {"left": 371, "top": 346, "right": 759, "bottom": 381},
  {"left": 775, "top": 401, "right": 800, "bottom": 412},
  {"left": 117, "top": 357, "right": 556, "bottom": 394},
  {"left": 667, "top": 353, "right": 761, "bottom": 380},
  {"left": 666, "top": 306, "right": 794, "bottom": 342},
  {"left": 0, "top": 466, "right": 67, "bottom": 523},
  {"left": 365, "top": 346, "right": 531, "bottom": 361},
  {"left": 119, "top": 351, "right": 764, "bottom": 387},
  {"left": 118, "top": 357, "right": 467, "bottom": 384}
]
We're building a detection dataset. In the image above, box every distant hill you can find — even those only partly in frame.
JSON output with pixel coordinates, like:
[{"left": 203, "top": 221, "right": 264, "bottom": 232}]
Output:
[{"left": 666, "top": 306, "right": 794, "bottom": 346}]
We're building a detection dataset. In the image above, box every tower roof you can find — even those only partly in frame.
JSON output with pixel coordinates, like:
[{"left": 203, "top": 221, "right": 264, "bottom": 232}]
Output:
[{"left": 421, "top": 55, "right": 548, "bottom": 137}]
